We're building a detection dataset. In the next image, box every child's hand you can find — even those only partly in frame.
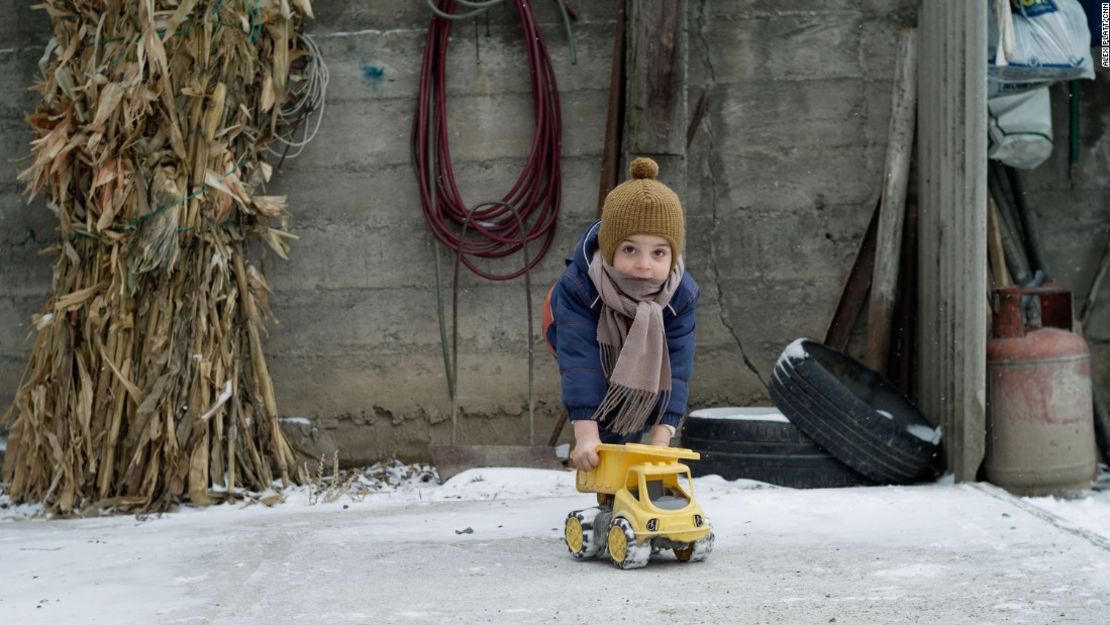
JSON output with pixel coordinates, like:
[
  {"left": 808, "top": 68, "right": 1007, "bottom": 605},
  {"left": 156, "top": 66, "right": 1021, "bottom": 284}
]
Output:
[
  {"left": 649, "top": 424, "right": 675, "bottom": 446},
  {"left": 570, "top": 420, "right": 602, "bottom": 471},
  {"left": 570, "top": 438, "right": 601, "bottom": 471}
]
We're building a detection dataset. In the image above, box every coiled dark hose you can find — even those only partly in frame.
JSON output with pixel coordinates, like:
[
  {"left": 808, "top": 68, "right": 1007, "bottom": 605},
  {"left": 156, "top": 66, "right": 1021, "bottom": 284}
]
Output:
[{"left": 413, "top": 0, "right": 564, "bottom": 281}]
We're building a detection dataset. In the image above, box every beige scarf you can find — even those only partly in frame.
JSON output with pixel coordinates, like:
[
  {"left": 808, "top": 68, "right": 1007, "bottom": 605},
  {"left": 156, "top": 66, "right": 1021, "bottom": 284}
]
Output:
[{"left": 587, "top": 251, "right": 684, "bottom": 434}]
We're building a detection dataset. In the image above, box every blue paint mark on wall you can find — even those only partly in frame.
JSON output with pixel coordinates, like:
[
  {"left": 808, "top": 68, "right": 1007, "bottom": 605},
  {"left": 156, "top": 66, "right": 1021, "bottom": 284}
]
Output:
[{"left": 361, "top": 63, "right": 385, "bottom": 82}]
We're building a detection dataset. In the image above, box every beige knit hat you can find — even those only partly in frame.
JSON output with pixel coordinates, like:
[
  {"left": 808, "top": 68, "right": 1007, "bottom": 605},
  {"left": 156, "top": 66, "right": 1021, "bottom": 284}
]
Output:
[{"left": 598, "top": 157, "right": 684, "bottom": 269}]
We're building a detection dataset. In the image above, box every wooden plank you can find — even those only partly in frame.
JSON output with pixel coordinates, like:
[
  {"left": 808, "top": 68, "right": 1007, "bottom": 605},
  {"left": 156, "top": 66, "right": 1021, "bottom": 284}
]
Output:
[
  {"left": 624, "top": 0, "right": 686, "bottom": 156},
  {"left": 988, "top": 164, "right": 1031, "bottom": 283},
  {"left": 686, "top": 88, "right": 709, "bottom": 149},
  {"left": 824, "top": 199, "right": 880, "bottom": 351},
  {"left": 865, "top": 28, "right": 918, "bottom": 373},
  {"left": 987, "top": 196, "right": 1012, "bottom": 288},
  {"left": 596, "top": 0, "right": 626, "bottom": 217},
  {"left": 889, "top": 201, "right": 918, "bottom": 395}
]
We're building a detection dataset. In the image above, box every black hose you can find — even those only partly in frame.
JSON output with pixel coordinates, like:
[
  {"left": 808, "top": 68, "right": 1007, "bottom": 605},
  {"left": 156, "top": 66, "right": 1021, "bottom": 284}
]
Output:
[{"left": 1004, "top": 165, "right": 1050, "bottom": 279}]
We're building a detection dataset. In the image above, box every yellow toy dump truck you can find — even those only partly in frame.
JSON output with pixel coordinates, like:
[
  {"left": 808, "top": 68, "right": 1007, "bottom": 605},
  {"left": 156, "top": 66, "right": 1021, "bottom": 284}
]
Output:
[{"left": 564, "top": 443, "right": 714, "bottom": 569}]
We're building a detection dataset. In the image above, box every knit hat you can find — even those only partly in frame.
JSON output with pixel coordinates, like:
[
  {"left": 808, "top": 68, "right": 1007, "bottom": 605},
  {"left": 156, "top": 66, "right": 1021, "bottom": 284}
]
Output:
[{"left": 598, "top": 157, "right": 684, "bottom": 269}]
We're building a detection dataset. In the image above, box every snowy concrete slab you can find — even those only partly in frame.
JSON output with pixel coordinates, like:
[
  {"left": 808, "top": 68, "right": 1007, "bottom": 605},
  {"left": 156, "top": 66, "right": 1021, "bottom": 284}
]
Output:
[{"left": 1, "top": 470, "right": 1108, "bottom": 625}]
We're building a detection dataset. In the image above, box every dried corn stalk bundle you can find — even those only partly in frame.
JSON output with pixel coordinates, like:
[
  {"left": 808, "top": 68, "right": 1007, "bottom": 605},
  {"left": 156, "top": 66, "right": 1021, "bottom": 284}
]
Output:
[{"left": 2, "top": 0, "right": 316, "bottom": 514}]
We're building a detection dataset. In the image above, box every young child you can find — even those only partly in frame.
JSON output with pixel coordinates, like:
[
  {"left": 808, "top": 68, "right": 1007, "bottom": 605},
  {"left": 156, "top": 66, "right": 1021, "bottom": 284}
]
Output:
[{"left": 544, "top": 157, "right": 699, "bottom": 472}]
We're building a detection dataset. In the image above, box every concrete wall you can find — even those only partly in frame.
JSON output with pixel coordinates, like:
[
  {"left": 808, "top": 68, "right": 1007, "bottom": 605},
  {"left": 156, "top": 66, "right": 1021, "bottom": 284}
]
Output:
[
  {"left": 2, "top": 1, "right": 1106, "bottom": 464},
  {"left": 684, "top": 0, "right": 916, "bottom": 410},
  {"left": 0, "top": 2, "right": 54, "bottom": 433}
]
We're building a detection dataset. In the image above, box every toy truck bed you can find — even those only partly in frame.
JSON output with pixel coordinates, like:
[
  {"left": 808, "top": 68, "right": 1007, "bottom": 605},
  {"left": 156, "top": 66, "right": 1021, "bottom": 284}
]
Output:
[{"left": 576, "top": 442, "right": 700, "bottom": 495}]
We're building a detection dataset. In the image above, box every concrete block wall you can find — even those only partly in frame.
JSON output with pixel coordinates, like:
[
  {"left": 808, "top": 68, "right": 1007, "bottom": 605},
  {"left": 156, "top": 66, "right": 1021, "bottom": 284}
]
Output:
[
  {"left": 683, "top": 0, "right": 916, "bottom": 406},
  {"left": 0, "top": 1, "right": 54, "bottom": 431},
  {"left": 259, "top": 1, "right": 620, "bottom": 463},
  {"left": 2, "top": 1, "right": 1106, "bottom": 464}
]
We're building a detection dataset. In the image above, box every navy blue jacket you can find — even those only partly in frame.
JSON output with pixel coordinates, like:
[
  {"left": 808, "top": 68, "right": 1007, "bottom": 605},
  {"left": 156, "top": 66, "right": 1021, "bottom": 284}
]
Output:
[{"left": 546, "top": 221, "right": 699, "bottom": 437}]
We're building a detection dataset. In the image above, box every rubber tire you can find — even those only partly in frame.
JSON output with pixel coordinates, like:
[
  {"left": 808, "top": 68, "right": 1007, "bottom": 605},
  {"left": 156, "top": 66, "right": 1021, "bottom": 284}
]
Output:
[
  {"left": 770, "top": 339, "right": 942, "bottom": 485},
  {"left": 607, "top": 517, "right": 650, "bottom": 570},
  {"left": 564, "top": 507, "right": 603, "bottom": 559},
  {"left": 681, "top": 411, "right": 874, "bottom": 488}
]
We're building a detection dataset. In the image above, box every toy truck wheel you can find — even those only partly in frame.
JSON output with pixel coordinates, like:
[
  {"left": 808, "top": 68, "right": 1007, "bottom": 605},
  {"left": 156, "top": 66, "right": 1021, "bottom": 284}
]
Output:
[
  {"left": 688, "top": 531, "right": 715, "bottom": 562},
  {"left": 607, "top": 517, "right": 650, "bottom": 569},
  {"left": 564, "top": 507, "right": 603, "bottom": 559}
]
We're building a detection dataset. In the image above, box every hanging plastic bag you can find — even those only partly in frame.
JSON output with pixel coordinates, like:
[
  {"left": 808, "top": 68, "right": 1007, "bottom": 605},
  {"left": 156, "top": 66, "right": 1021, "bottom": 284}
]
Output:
[
  {"left": 988, "top": 0, "right": 1094, "bottom": 96},
  {"left": 988, "top": 86, "right": 1053, "bottom": 169}
]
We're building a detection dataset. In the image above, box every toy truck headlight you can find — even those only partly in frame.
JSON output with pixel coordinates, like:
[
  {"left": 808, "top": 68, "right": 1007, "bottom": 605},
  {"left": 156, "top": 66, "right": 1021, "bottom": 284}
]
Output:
[
  {"left": 694, "top": 514, "right": 703, "bottom": 527},
  {"left": 647, "top": 518, "right": 659, "bottom": 531}
]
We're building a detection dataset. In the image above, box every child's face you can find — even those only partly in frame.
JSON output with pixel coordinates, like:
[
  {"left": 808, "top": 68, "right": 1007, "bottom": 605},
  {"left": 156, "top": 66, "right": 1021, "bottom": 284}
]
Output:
[{"left": 612, "top": 234, "right": 672, "bottom": 280}]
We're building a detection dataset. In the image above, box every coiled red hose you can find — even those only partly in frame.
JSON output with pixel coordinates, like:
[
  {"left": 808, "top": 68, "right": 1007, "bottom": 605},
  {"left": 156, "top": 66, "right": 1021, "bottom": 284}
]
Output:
[{"left": 414, "top": 0, "right": 563, "bottom": 280}]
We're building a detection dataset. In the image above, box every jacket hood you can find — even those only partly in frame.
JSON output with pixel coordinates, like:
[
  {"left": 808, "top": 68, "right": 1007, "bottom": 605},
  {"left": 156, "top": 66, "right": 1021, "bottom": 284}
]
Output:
[{"left": 570, "top": 220, "right": 602, "bottom": 273}]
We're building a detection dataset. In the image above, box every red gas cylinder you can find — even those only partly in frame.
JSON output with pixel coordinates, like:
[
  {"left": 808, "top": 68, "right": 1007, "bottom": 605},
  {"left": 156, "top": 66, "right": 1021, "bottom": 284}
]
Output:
[{"left": 985, "top": 286, "right": 1097, "bottom": 495}]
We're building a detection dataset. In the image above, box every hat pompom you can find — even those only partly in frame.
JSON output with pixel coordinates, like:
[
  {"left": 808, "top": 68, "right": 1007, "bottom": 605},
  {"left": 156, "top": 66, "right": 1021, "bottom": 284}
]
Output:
[{"left": 629, "top": 157, "right": 659, "bottom": 180}]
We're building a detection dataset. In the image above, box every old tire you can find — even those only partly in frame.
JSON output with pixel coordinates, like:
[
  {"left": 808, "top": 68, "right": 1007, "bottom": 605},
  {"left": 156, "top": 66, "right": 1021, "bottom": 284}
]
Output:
[
  {"left": 770, "top": 338, "right": 942, "bottom": 484},
  {"left": 681, "top": 407, "right": 874, "bottom": 488},
  {"left": 565, "top": 507, "right": 603, "bottom": 559}
]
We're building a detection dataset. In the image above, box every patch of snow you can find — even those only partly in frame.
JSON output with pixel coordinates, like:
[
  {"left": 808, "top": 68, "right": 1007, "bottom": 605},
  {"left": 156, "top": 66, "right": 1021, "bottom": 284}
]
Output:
[
  {"left": 32, "top": 312, "right": 54, "bottom": 330},
  {"left": 684, "top": 473, "right": 779, "bottom": 494},
  {"left": 775, "top": 338, "right": 811, "bottom": 368},
  {"left": 873, "top": 563, "right": 947, "bottom": 578},
  {"left": 877, "top": 410, "right": 894, "bottom": 420},
  {"left": 278, "top": 417, "right": 313, "bottom": 427},
  {"left": 198, "top": 380, "right": 233, "bottom": 422},
  {"left": 689, "top": 406, "right": 789, "bottom": 423},
  {"left": 287, "top": 458, "right": 441, "bottom": 506},
  {"left": 2, "top": 462, "right": 1110, "bottom": 624},
  {"left": 1022, "top": 487, "right": 1110, "bottom": 542},
  {"left": 432, "top": 468, "right": 579, "bottom": 502},
  {"left": 906, "top": 424, "right": 942, "bottom": 445},
  {"left": 0, "top": 490, "right": 44, "bottom": 521}
]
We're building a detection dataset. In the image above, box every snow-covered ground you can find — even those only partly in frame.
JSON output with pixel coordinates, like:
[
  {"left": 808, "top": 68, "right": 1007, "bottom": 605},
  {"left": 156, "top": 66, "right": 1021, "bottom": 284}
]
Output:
[{"left": 1, "top": 467, "right": 1108, "bottom": 625}]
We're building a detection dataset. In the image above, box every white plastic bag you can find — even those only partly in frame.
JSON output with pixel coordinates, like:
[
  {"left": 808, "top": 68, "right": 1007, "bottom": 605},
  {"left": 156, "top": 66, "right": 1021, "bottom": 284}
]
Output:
[
  {"left": 987, "top": 86, "right": 1053, "bottom": 169},
  {"left": 988, "top": 0, "right": 1094, "bottom": 94}
]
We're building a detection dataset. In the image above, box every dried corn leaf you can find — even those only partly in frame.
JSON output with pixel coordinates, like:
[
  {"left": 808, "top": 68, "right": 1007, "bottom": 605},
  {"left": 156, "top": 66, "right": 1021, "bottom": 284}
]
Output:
[
  {"left": 292, "top": 0, "right": 315, "bottom": 20},
  {"left": 90, "top": 82, "right": 124, "bottom": 129}
]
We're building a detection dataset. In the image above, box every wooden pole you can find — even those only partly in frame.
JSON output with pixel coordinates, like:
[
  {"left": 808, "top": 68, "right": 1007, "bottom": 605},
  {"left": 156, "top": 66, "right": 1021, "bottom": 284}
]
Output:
[
  {"left": 917, "top": 1, "right": 988, "bottom": 481},
  {"left": 596, "top": 0, "right": 626, "bottom": 217},
  {"left": 624, "top": 0, "right": 687, "bottom": 191}
]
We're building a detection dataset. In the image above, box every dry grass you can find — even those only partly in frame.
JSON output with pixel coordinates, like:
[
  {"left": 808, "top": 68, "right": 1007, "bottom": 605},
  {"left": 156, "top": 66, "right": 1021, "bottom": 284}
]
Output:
[
  {"left": 1, "top": 0, "right": 316, "bottom": 515},
  {"left": 305, "top": 452, "right": 361, "bottom": 505}
]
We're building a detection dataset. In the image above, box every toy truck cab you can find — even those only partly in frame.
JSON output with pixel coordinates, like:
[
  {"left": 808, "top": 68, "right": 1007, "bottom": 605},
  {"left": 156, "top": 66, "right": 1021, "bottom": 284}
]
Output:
[
  {"left": 565, "top": 443, "right": 715, "bottom": 569},
  {"left": 613, "top": 461, "right": 708, "bottom": 542}
]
